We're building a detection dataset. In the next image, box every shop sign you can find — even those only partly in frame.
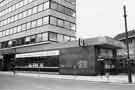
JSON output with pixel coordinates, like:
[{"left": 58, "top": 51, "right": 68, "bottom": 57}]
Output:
[{"left": 16, "top": 50, "right": 60, "bottom": 58}]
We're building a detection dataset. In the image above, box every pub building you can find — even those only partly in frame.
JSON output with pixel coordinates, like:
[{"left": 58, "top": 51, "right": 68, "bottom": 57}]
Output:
[{"left": 0, "top": 36, "right": 125, "bottom": 75}]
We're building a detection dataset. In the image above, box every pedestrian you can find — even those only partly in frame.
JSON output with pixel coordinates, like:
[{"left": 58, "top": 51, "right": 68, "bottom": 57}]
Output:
[{"left": 11, "top": 61, "right": 16, "bottom": 76}]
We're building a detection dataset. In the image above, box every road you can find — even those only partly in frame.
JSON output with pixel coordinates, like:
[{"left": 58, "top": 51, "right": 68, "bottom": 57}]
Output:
[{"left": 0, "top": 74, "right": 135, "bottom": 90}]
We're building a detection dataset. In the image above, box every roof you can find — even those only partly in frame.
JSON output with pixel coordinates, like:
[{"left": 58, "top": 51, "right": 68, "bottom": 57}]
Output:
[
  {"left": 0, "top": 36, "right": 125, "bottom": 54},
  {"left": 114, "top": 30, "right": 135, "bottom": 40}
]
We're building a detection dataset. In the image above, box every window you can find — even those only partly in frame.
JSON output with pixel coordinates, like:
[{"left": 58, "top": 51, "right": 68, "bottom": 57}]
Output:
[
  {"left": 7, "top": 18, "right": 10, "bottom": 23},
  {"left": 0, "top": 32, "right": 2, "bottom": 37},
  {"left": 50, "top": 17, "right": 57, "bottom": 25},
  {"left": 25, "top": 36, "right": 31, "bottom": 43},
  {"left": 14, "top": 15, "right": 18, "bottom": 21},
  {"left": 31, "top": 20, "right": 37, "bottom": 28},
  {"left": 16, "top": 3, "right": 20, "bottom": 9},
  {"left": 64, "top": 21, "right": 70, "bottom": 29},
  {"left": 64, "top": 35, "right": 70, "bottom": 41},
  {"left": 57, "top": 19, "right": 64, "bottom": 27},
  {"left": 43, "top": 16, "right": 49, "bottom": 24},
  {"left": 36, "top": 34, "right": 42, "bottom": 42},
  {"left": 27, "top": 9, "right": 32, "bottom": 16},
  {"left": 18, "top": 13, "right": 23, "bottom": 19},
  {"left": 44, "top": 1, "right": 49, "bottom": 10},
  {"left": 57, "top": 5, "right": 64, "bottom": 13},
  {"left": 51, "top": 2, "right": 57, "bottom": 9},
  {"left": 30, "top": 35, "right": 36, "bottom": 43},
  {"left": 27, "top": 22, "right": 31, "bottom": 29},
  {"left": 65, "top": 8, "right": 72, "bottom": 16},
  {"left": 17, "top": 25, "right": 22, "bottom": 32},
  {"left": 57, "top": 34, "right": 63, "bottom": 42},
  {"left": 9, "top": 28, "right": 13, "bottom": 35},
  {"left": 32, "top": 6, "right": 38, "bottom": 14},
  {"left": 49, "top": 32, "right": 57, "bottom": 41},
  {"left": 23, "top": 11, "right": 27, "bottom": 18},
  {"left": 71, "top": 37, "right": 76, "bottom": 41},
  {"left": 42, "top": 33, "right": 48, "bottom": 41},
  {"left": 22, "top": 24, "right": 26, "bottom": 31},
  {"left": 13, "top": 27, "right": 17, "bottom": 34},
  {"left": 70, "top": 23, "right": 76, "bottom": 30},
  {"left": 38, "top": 4, "right": 43, "bottom": 12},
  {"left": 37, "top": 18, "right": 43, "bottom": 26},
  {"left": 8, "top": 41, "right": 12, "bottom": 46}
]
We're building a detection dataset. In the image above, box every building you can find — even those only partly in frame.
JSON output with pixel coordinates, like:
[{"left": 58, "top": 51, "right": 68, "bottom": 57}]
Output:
[
  {"left": 0, "top": 0, "right": 76, "bottom": 70},
  {"left": 0, "top": 0, "right": 125, "bottom": 75},
  {"left": 114, "top": 30, "right": 135, "bottom": 73}
]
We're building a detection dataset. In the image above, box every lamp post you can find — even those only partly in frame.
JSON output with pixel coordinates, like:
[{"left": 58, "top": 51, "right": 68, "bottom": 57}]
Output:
[{"left": 123, "top": 4, "right": 132, "bottom": 83}]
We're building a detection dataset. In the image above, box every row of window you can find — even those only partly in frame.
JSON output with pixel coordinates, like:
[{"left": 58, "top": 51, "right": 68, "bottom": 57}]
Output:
[
  {"left": 0, "top": 16, "right": 75, "bottom": 37},
  {"left": 1, "top": 32, "right": 76, "bottom": 48},
  {"left": 50, "top": 1, "right": 75, "bottom": 17},
  {"left": 0, "top": 1, "right": 76, "bottom": 27},
  {"left": 0, "top": 1, "right": 49, "bottom": 27},
  {"left": 64, "top": 0, "right": 76, "bottom": 5},
  {"left": 0, "top": 0, "right": 12, "bottom": 7},
  {"left": 0, "top": 0, "right": 35, "bottom": 17}
]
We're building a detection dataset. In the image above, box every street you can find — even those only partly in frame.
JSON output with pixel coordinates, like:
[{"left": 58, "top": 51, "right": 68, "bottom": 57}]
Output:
[{"left": 0, "top": 74, "right": 135, "bottom": 90}]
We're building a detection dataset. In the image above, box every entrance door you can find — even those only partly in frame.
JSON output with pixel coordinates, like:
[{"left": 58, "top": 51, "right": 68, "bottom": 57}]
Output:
[{"left": 3, "top": 54, "right": 15, "bottom": 71}]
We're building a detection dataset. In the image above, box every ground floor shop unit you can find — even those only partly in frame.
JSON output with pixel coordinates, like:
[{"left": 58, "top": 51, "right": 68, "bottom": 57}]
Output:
[{"left": 0, "top": 37, "right": 125, "bottom": 75}]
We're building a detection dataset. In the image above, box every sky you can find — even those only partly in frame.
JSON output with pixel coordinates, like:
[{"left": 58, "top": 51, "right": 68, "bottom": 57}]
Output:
[{"left": 76, "top": 0, "right": 135, "bottom": 39}]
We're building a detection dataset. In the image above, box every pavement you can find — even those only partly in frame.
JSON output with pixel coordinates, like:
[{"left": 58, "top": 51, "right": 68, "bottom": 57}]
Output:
[{"left": 0, "top": 71, "right": 135, "bottom": 84}]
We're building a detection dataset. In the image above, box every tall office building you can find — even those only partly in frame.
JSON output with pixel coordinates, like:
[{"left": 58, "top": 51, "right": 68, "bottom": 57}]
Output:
[{"left": 0, "top": 0, "right": 76, "bottom": 71}]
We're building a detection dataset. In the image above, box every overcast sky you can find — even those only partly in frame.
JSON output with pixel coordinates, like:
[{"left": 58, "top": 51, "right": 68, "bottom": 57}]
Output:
[{"left": 76, "top": 0, "right": 135, "bottom": 38}]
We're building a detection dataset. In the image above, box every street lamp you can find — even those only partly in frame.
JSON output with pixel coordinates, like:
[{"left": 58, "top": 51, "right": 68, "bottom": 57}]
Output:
[{"left": 123, "top": 2, "right": 132, "bottom": 83}]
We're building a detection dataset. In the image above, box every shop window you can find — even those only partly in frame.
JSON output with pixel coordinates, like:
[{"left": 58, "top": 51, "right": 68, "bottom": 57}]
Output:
[
  {"left": 37, "top": 18, "right": 43, "bottom": 26},
  {"left": 43, "top": 16, "right": 49, "bottom": 24},
  {"left": 50, "top": 17, "right": 57, "bottom": 25},
  {"left": 38, "top": 4, "right": 44, "bottom": 12},
  {"left": 36, "top": 34, "right": 42, "bottom": 42},
  {"left": 42, "top": 33, "right": 48, "bottom": 41},
  {"left": 49, "top": 32, "right": 57, "bottom": 41},
  {"left": 44, "top": 1, "right": 50, "bottom": 10}
]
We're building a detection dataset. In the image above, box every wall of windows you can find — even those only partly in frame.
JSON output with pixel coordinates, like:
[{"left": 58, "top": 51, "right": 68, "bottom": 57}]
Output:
[
  {"left": 50, "top": 16, "right": 76, "bottom": 31},
  {"left": 0, "top": 0, "right": 36, "bottom": 17},
  {"left": 50, "top": 0, "right": 75, "bottom": 17},
  {"left": 0, "top": 0, "right": 76, "bottom": 27},
  {"left": 0, "top": 0, "right": 13, "bottom": 7},
  {"left": 0, "top": 15, "right": 75, "bottom": 38},
  {"left": 1, "top": 32, "right": 76, "bottom": 48},
  {"left": 0, "top": 1, "right": 50, "bottom": 27}
]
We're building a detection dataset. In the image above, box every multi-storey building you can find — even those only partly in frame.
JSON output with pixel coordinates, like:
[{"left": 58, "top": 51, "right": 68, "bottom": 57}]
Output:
[{"left": 0, "top": 0, "right": 76, "bottom": 71}]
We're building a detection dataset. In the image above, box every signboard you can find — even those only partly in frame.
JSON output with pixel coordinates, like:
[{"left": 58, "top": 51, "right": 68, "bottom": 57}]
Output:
[{"left": 16, "top": 50, "right": 60, "bottom": 58}]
